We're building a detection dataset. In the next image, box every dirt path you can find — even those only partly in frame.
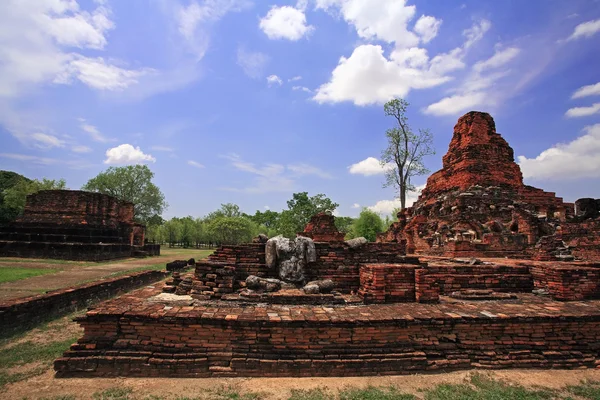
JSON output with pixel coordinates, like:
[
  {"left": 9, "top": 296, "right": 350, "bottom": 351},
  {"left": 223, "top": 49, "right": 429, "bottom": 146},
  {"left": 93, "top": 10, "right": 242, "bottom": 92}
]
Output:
[
  {"left": 0, "top": 248, "right": 213, "bottom": 301},
  {"left": 4, "top": 367, "right": 600, "bottom": 399}
]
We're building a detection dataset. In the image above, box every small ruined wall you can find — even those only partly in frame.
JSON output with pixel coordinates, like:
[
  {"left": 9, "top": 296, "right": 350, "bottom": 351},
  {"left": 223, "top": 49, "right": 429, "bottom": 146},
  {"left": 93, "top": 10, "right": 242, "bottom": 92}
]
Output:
[
  {"left": 530, "top": 263, "right": 600, "bottom": 301},
  {"left": 561, "top": 220, "right": 600, "bottom": 261},
  {"left": 309, "top": 242, "right": 411, "bottom": 293},
  {"left": 358, "top": 264, "right": 418, "bottom": 303},
  {"left": 0, "top": 241, "right": 134, "bottom": 261},
  {"left": 0, "top": 270, "right": 168, "bottom": 337},
  {"left": 421, "top": 264, "right": 533, "bottom": 294}
]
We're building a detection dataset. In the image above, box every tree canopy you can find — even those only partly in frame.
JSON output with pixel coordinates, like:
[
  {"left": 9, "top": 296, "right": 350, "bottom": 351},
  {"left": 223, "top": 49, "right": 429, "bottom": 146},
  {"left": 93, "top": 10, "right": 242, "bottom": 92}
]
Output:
[
  {"left": 352, "top": 209, "right": 385, "bottom": 242},
  {"left": 0, "top": 170, "right": 31, "bottom": 222},
  {"left": 82, "top": 165, "right": 167, "bottom": 224},
  {"left": 2, "top": 177, "right": 67, "bottom": 220},
  {"left": 381, "top": 98, "right": 434, "bottom": 210}
]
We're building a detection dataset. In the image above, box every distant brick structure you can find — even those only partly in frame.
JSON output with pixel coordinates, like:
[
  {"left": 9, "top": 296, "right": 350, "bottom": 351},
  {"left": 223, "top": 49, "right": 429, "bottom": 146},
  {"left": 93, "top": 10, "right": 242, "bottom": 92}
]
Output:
[
  {"left": 0, "top": 190, "right": 158, "bottom": 261},
  {"left": 299, "top": 212, "right": 346, "bottom": 242}
]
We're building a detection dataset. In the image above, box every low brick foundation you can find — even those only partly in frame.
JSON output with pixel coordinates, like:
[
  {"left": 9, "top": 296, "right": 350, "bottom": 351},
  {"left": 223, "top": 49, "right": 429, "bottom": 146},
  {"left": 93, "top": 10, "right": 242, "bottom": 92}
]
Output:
[
  {"left": 0, "top": 270, "right": 168, "bottom": 337},
  {"left": 54, "top": 284, "right": 600, "bottom": 378},
  {"left": 359, "top": 264, "right": 419, "bottom": 303}
]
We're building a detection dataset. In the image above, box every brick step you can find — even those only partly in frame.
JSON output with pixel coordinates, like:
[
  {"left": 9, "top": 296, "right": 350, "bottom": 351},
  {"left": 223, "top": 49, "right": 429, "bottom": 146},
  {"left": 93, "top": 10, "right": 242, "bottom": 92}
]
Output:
[{"left": 0, "top": 232, "right": 125, "bottom": 244}]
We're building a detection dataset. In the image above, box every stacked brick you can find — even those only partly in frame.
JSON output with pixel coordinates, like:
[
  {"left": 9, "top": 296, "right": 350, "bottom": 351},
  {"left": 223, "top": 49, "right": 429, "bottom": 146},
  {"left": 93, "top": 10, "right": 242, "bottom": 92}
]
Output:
[
  {"left": 299, "top": 213, "right": 345, "bottom": 242},
  {"left": 359, "top": 264, "right": 419, "bottom": 303},
  {"left": 54, "top": 287, "right": 600, "bottom": 378},
  {"left": 308, "top": 242, "right": 411, "bottom": 293},
  {"left": 530, "top": 263, "right": 600, "bottom": 301},
  {"left": 561, "top": 220, "right": 600, "bottom": 261},
  {"left": 190, "top": 265, "right": 236, "bottom": 300}
]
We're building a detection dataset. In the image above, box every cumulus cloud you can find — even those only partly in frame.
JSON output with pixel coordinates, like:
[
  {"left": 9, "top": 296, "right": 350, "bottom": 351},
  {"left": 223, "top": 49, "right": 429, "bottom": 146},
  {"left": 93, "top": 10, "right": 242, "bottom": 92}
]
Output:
[
  {"left": 348, "top": 157, "right": 393, "bottom": 176},
  {"left": 259, "top": 5, "right": 314, "bottom": 41},
  {"left": 565, "top": 18, "right": 600, "bottom": 41},
  {"left": 313, "top": 18, "right": 490, "bottom": 106},
  {"left": 565, "top": 103, "right": 600, "bottom": 118},
  {"left": 352, "top": 203, "right": 360, "bottom": 209},
  {"left": 571, "top": 82, "right": 600, "bottom": 99},
  {"left": 0, "top": 1, "right": 149, "bottom": 97},
  {"left": 104, "top": 144, "right": 156, "bottom": 165},
  {"left": 267, "top": 75, "right": 283, "bottom": 86},
  {"left": 187, "top": 160, "right": 204, "bottom": 168},
  {"left": 236, "top": 47, "right": 269, "bottom": 79},
  {"left": 368, "top": 186, "right": 423, "bottom": 214},
  {"left": 424, "top": 45, "right": 520, "bottom": 116},
  {"left": 518, "top": 124, "right": 600, "bottom": 180},
  {"left": 414, "top": 15, "right": 442, "bottom": 43}
]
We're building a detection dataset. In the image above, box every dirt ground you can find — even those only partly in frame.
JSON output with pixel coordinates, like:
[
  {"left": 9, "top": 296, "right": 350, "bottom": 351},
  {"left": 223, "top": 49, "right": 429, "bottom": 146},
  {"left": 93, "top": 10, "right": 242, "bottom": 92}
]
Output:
[
  {"left": 5, "top": 363, "right": 600, "bottom": 399},
  {"left": 0, "top": 248, "right": 212, "bottom": 301}
]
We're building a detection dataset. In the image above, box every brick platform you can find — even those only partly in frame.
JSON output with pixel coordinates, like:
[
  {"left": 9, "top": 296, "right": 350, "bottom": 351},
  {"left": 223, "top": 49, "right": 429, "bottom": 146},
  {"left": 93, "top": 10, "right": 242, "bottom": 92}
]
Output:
[{"left": 54, "top": 283, "right": 600, "bottom": 378}]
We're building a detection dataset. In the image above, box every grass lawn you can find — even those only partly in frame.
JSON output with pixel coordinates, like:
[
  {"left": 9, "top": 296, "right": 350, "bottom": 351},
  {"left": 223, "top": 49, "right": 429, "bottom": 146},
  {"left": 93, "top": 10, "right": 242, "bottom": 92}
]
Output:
[{"left": 0, "top": 267, "right": 58, "bottom": 283}]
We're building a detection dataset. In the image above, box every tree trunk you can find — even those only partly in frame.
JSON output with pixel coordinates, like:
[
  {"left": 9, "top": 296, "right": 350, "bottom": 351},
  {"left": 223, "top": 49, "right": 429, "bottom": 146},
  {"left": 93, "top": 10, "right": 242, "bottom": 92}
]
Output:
[{"left": 400, "top": 184, "right": 406, "bottom": 211}]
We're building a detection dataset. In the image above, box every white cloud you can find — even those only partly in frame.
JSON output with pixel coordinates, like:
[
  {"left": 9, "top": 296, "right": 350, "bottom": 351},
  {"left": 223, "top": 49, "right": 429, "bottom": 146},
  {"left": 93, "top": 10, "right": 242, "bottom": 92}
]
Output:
[
  {"left": 352, "top": 203, "right": 360, "bottom": 209},
  {"left": 518, "top": 124, "right": 600, "bottom": 180},
  {"left": 316, "top": 0, "right": 436, "bottom": 48},
  {"left": 414, "top": 15, "right": 442, "bottom": 43},
  {"left": 565, "top": 103, "right": 600, "bottom": 118},
  {"left": 313, "top": 19, "right": 489, "bottom": 106},
  {"left": 267, "top": 75, "right": 283, "bottom": 86},
  {"left": 424, "top": 92, "right": 487, "bottom": 116},
  {"left": 473, "top": 47, "right": 520, "bottom": 72},
  {"left": 287, "top": 163, "right": 333, "bottom": 179},
  {"left": 425, "top": 44, "right": 520, "bottom": 116},
  {"left": 572, "top": 82, "right": 600, "bottom": 99},
  {"left": 220, "top": 153, "right": 330, "bottom": 193},
  {"left": 0, "top": 1, "right": 151, "bottom": 97},
  {"left": 236, "top": 47, "right": 269, "bottom": 79},
  {"left": 259, "top": 5, "right": 314, "bottom": 41},
  {"left": 71, "top": 145, "right": 92, "bottom": 153},
  {"left": 176, "top": 0, "right": 252, "bottom": 59},
  {"left": 292, "top": 86, "right": 312, "bottom": 93},
  {"left": 31, "top": 133, "right": 65, "bottom": 149},
  {"left": 104, "top": 144, "right": 156, "bottom": 165},
  {"left": 187, "top": 160, "right": 204, "bottom": 168},
  {"left": 367, "top": 185, "right": 424, "bottom": 214},
  {"left": 348, "top": 157, "right": 393, "bottom": 176},
  {"left": 289, "top": 76, "right": 302, "bottom": 82},
  {"left": 56, "top": 56, "right": 154, "bottom": 91},
  {"left": 565, "top": 18, "right": 600, "bottom": 41},
  {"left": 80, "top": 120, "right": 112, "bottom": 142},
  {"left": 264, "top": 205, "right": 270, "bottom": 210},
  {"left": 0, "top": 152, "right": 91, "bottom": 168}
]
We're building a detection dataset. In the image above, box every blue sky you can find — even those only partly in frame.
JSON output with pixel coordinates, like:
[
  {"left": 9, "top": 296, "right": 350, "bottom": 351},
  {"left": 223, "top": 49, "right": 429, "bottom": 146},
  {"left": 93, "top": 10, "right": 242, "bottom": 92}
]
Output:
[{"left": 0, "top": 0, "right": 599, "bottom": 219}]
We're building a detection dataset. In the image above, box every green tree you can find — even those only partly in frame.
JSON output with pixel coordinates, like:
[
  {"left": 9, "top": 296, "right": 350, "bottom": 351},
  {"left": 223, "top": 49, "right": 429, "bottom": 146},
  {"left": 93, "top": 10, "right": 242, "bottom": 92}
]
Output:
[
  {"left": 163, "top": 218, "right": 182, "bottom": 247},
  {"left": 0, "top": 171, "right": 31, "bottom": 222},
  {"left": 207, "top": 216, "right": 258, "bottom": 245},
  {"left": 381, "top": 98, "right": 434, "bottom": 210},
  {"left": 335, "top": 216, "right": 355, "bottom": 236},
  {"left": 277, "top": 192, "right": 339, "bottom": 238},
  {"left": 352, "top": 209, "right": 385, "bottom": 242},
  {"left": 3, "top": 178, "right": 67, "bottom": 217},
  {"left": 82, "top": 165, "right": 167, "bottom": 224}
]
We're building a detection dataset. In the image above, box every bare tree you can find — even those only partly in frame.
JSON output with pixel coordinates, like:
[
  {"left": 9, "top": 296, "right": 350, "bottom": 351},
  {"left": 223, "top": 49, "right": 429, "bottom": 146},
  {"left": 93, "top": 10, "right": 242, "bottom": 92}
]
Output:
[{"left": 381, "top": 98, "right": 435, "bottom": 210}]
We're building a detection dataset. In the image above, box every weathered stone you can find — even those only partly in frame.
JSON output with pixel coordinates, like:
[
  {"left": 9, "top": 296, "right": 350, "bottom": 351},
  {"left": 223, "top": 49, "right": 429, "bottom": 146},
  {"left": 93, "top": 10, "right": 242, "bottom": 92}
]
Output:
[
  {"left": 304, "top": 279, "right": 335, "bottom": 293},
  {"left": 246, "top": 275, "right": 282, "bottom": 292},
  {"left": 265, "top": 235, "right": 316, "bottom": 283},
  {"left": 252, "top": 234, "right": 269, "bottom": 244},
  {"left": 303, "top": 284, "right": 319, "bottom": 294},
  {"left": 345, "top": 237, "right": 368, "bottom": 249}
]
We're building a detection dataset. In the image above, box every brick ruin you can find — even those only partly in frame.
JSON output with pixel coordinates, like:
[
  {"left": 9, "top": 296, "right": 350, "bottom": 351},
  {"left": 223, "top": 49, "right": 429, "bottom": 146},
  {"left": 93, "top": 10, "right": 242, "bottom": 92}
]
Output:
[
  {"left": 52, "top": 111, "right": 600, "bottom": 378},
  {"left": 377, "top": 111, "right": 600, "bottom": 262},
  {"left": 0, "top": 190, "right": 159, "bottom": 261}
]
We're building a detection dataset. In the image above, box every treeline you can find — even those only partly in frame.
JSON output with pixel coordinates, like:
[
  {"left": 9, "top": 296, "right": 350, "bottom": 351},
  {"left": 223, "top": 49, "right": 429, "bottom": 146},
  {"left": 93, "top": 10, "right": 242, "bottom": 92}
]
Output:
[{"left": 147, "top": 193, "right": 398, "bottom": 247}]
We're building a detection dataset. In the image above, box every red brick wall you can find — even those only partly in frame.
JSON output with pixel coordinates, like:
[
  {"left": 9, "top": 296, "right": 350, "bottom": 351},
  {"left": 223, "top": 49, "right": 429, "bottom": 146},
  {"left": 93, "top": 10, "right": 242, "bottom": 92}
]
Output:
[
  {"left": 530, "top": 263, "right": 600, "bottom": 301},
  {"left": 20, "top": 190, "right": 134, "bottom": 227},
  {"left": 56, "top": 306, "right": 600, "bottom": 377},
  {"left": 358, "top": 264, "right": 418, "bottom": 303}
]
